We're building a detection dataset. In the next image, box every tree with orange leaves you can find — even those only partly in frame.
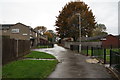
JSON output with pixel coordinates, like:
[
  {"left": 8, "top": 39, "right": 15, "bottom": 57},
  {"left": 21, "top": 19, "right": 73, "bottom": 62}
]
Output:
[{"left": 55, "top": 1, "right": 96, "bottom": 41}]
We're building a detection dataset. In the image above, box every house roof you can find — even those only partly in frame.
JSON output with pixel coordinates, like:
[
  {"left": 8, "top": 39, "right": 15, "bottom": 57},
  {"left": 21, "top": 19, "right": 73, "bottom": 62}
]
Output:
[
  {"left": 83, "top": 34, "right": 120, "bottom": 42},
  {"left": 113, "top": 35, "right": 120, "bottom": 39},
  {"left": 103, "top": 34, "right": 120, "bottom": 39},
  {"left": 82, "top": 34, "right": 108, "bottom": 41},
  {"left": 0, "top": 24, "right": 15, "bottom": 30},
  {"left": 14, "top": 22, "right": 30, "bottom": 28},
  {"left": 0, "top": 22, "right": 30, "bottom": 30},
  {"left": 117, "top": 35, "right": 120, "bottom": 39},
  {"left": 30, "top": 28, "right": 37, "bottom": 33}
]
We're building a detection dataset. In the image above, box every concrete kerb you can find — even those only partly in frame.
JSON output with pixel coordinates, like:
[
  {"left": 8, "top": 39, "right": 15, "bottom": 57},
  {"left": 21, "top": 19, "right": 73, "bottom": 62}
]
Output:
[{"left": 23, "top": 58, "right": 57, "bottom": 61}]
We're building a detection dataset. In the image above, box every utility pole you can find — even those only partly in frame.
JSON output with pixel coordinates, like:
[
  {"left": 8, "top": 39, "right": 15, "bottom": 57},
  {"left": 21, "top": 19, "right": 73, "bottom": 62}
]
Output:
[{"left": 76, "top": 13, "right": 81, "bottom": 53}]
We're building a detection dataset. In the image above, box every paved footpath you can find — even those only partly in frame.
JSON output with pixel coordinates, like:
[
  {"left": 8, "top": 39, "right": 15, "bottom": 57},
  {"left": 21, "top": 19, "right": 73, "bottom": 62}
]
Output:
[{"left": 33, "top": 44, "right": 112, "bottom": 78}]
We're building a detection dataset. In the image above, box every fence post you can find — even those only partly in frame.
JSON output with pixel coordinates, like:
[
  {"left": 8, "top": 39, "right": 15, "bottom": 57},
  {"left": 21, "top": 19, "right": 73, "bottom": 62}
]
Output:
[
  {"left": 70, "top": 45, "right": 72, "bottom": 50},
  {"left": 91, "top": 47, "right": 93, "bottom": 56},
  {"left": 87, "top": 46, "right": 88, "bottom": 56},
  {"left": 78, "top": 45, "right": 80, "bottom": 53},
  {"left": 118, "top": 44, "right": 120, "bottom": 53},
  {"left": 110, "top": 45, "right": 112, "bottom": 50},
  {"left": 104, "top": 48, "right": 106, "bottom": 64},
  {"left": 110, "top": 49, "right": 112, "bottom": 66},
  {"left": 97, "top": 45, "right": 99, "bottom": 57},
  {"left": 16, "top": 39, "right": 19, "bottom": 57},
  {"left": 70, "top": 45, "right": 71, "bottom": 50}
]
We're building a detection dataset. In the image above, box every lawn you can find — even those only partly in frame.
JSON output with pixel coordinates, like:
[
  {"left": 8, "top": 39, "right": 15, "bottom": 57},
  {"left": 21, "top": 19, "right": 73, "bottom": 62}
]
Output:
[
  {"left": 36, "top": 46, "right": 52, "bottom": 49},
  {"left": 82, "top": 48, "right": 120, "bottom": 63},
  {"left": 2, "top": 51, "right": 58, "bottom": 79},
  {"left": 81, "top": 48, "right": 119, "bottom": 62},
  {"left": 81, "top": 50, "right": 91, "bottom": 56},
  {"left": 106, "top": 55, "right": 110, "bottom": 62},
  {"left": 2, "top": 60, "right": 58, "bottom": 79},
  {"left": 111, "top": 48, "right": 120, "bottom": 52},
  {"left": 24, "top": 51, "right": 56, "bottom": 59}
]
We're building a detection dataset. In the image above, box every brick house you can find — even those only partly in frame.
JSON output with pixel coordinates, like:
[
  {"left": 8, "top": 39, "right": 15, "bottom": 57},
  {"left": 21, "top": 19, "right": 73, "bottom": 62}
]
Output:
[
  {"left": 101, "top": 34, "right": 120, "bottom": 48},
  {"left": 1, "top": 23, "right": 30, "bottom": 40},
  {"left": 0, "top": 24, "right": 14, "bottom": 36},
  {"left": 37, "top": 33, "right": 48, "bottom": 45},
  {"left": 30, "top": 28, "right": 37, "bottom": 47},
  {"left": 1, "top": 22, "right": 48, "bottom": 47}
]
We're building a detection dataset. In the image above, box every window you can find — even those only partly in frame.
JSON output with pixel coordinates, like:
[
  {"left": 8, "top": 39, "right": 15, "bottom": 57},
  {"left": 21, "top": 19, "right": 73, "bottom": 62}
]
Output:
[
  {"left": 101, "top": 38, "right": 106, "bottom": 40},
  {"left": 4, "top": 30, "right": 7, "bottom": 32},
  {"left": 11, "top": 29, "right": 19, "bottom": 33},
  {"left": 23, "top": 33, "right": 28, "bottom": 35}
]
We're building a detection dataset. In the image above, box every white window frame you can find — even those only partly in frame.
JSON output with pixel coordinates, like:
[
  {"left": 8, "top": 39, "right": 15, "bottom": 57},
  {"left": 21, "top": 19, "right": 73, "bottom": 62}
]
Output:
[{"left": 11, "top": 29, "right": 19, "bottom": 33}]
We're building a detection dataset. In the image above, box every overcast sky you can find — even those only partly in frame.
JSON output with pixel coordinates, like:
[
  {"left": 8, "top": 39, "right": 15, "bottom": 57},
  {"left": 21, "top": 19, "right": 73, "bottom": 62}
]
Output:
[{"left": 0, "top": 0, "right": 119, "bottom": 35}]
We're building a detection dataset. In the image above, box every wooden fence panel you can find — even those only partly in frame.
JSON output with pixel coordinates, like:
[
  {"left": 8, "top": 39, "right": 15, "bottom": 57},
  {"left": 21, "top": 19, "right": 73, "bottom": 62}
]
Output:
[
  {"left": 10, "top": 39, "right": 15, "bottom": 60},
  {"left": 18, "top": 40, "right": 30, "bottom": 57},
  {"left": 2, "top": 37, "right": 10, "bottom": 64},
  {"left": 18, "top": 40, "right": 23, "bottom": 57},
  {"left": 2, "top": 37, "right": 30, "bottom": 65}
]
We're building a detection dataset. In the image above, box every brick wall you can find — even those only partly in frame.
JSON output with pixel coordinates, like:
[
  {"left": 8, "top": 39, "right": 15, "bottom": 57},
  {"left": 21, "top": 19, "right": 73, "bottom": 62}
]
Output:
[{"left": 102, "top": 35, "right": 119, "bottom": 48}]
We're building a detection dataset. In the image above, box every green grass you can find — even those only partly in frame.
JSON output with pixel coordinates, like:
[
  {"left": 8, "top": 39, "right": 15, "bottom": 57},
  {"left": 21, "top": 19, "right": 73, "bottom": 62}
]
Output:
[
  {"left": 112, "top": 48, "right": 120, "bottom": 52},
  {"left": 24, "top": 51, "right": 56, "bottom": 59},
  {"left": 81, "top": 50, "right": 91, "bottom": 56},
  {"left": 81, "top": 50, "right": 87, "bottom": 55},
  {"left": 88, "top": 50, "right": 91, "bottom": 55},
  {"left": 36, "top": 46, "right": 52, "bottom": 48},
  {"left": 106, "top": 55, "right": 110, "bottom": 62},
  {"left": 106, "top": 48, "right": 119, "bottom": 55},
  {"left": 82, "top": 48, "right": 120, "bottom": 63},
  {"left": 81, "top": 48, "right": 119, "bottom": 62},
  {"left": 106, "top": 49, "right": 110, "bottom": 55},
  {"left": 2, "top": 60, "right": 58, "bottom": 79}
]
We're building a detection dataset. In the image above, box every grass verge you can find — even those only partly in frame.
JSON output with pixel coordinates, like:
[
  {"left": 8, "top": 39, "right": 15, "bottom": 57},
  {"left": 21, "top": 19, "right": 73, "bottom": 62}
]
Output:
[
  {"left": 24, "top": 51, "right": 56, "bottom": 59},
  {"left": 2, "top": 60, "right": 58, "bottom": 79},
  {"left": 81, "top": 49, "right": 112, "bottom": 62},
  {"left": 82, "top": 48, "right": 120, "bottom": 63},
  {"left": 36, "top": 46, "right": 52, "bottom": 49},
  {"left": 81, "top": 50, "right": 91, "bottom": 56}
]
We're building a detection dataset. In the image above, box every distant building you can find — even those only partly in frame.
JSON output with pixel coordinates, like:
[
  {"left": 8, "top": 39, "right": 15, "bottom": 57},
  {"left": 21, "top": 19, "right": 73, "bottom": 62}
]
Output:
[
  {"left": 0, "top": 22, "right": 49, "bottom": 47},
  {"left": 101, "top": 34, "right": 120, "bottom": 48},
  {"left": 30, "top": 28, "right": 38, "bottom": 47},
  {"left": 81, "top": 35, "right": 108, "bottom": 42},
  {"left": 62, "top": 37, "right": 74, "bottom": 41},
  {"left": 37, "top": 33, "right": 48, "bottom": 45},
  {"left": 1, "top": 23, "right": 30, "bottom": 40},
  {"left": 81, "top": 34, "right": 120, "bottom": 48}
]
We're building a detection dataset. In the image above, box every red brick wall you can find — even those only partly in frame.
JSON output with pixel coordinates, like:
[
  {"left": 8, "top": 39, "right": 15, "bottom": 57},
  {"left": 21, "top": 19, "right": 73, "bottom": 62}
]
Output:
[{"left": 102, "top": 35, "right": 119, "bottom": 48}]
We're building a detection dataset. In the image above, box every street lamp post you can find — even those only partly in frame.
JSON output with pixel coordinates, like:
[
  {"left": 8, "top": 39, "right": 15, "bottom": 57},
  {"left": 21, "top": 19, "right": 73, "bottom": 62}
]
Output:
[{"left": 76, "top": 13, "right": 81, "bottom": 53}]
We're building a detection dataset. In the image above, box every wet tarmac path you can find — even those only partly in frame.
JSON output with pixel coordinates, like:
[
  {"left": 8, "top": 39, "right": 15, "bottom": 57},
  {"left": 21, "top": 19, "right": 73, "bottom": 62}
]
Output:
[{"left": 32, "top": 44, "right": 112, "bottom": 78}]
